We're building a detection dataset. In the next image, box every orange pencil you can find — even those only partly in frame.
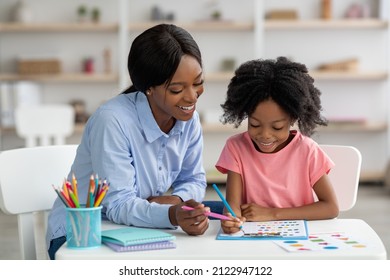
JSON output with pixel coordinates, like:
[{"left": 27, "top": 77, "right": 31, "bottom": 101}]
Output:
[{"left": 62, "top": 178, "right": 70, "bottom": 200}]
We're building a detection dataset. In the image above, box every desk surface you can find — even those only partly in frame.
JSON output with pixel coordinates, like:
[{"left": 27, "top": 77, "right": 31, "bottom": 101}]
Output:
[{"left": 56, "top": 219, "right": 387, "bottom": 260}]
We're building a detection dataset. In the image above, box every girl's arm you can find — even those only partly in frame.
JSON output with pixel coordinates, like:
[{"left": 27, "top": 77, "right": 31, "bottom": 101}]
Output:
[
  {"left": 241, "top": 174, "right": 339, "bottom": 221},
  {"left": 221, "top": 171, "right": 246, "bottom": 233}
]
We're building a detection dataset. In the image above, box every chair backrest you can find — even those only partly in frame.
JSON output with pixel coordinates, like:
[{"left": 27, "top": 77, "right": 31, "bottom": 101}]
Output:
[
  {"left": 15, "top": 104, "right": 75, "bottom": 147},
  {"left": 0, "top": 145, "right": 78, "bottom": 259},
  {"left": 320, "top": 145, "right": 362, "bottom": 212}
]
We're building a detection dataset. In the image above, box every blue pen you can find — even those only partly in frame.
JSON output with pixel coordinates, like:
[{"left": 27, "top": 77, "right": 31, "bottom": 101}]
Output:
[{"left": 212, "top": 183, "right": 243, "bottom": 229}]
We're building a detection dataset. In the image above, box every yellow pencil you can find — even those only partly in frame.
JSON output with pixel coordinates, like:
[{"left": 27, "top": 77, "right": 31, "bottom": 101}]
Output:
[
  {"left": 72, "top": 173, "right": 78, "bottom": 201},
  {"left": 94, "top": 187, "right": 108, "bottom": 207}
]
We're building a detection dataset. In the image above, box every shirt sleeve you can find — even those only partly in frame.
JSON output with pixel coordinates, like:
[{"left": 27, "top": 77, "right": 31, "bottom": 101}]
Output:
[
  {"left": 89, "top": 109, "right": 175, "bottom": 229},
  {"left": 170, "top": 114, "right": 207, "bottom": 202},
  {"left": 215, "top": 137, "right": 241, "bottom": 175},
  {"left": 309, "top": 143, "right": 335, "bottom": 186}
]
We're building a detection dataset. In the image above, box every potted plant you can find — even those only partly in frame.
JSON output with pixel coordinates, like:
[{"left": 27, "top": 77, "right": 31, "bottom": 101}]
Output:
[
  {"left": 77, "top": 5, "right": 87, "bottom": 23},
  {"left": 91, "top": 7, "right": 101, "bottom": 23}
]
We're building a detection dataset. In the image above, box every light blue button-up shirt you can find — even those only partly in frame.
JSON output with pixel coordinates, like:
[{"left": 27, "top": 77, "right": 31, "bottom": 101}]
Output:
[{"left": 46, "top": 92, "right": 206, "bottom": 248}]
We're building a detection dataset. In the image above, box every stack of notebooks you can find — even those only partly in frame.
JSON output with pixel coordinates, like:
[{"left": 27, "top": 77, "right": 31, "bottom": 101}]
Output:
[{"left": 102, "top": 227, "right": 176, "bottom": 252}]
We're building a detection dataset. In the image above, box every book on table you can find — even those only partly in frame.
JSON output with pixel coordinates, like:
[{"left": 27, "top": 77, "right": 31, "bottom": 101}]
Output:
[{"left": 216, "top": 220, "right": 309, "bottom": 240}]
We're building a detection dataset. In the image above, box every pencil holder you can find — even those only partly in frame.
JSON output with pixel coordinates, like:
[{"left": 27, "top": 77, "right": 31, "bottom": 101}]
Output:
[{"left": 65, "top": 206, "right": 102, "bottom": 249}]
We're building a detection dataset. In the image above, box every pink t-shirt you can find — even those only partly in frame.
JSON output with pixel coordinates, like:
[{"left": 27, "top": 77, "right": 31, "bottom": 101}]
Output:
[{"left": 215, "top": 130, "right": 334, "bottom": 208}]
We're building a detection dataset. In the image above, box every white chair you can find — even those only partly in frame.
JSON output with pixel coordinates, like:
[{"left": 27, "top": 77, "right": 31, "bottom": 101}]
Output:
[
  {"left": 319, "top": 145, "right": 362, "bottom": 211},
  {"left": 0, "top": 145, "right": 78, "bottom": 259},
  {"left": 14, "top": 104, "right": 75, "bottom": 147}
]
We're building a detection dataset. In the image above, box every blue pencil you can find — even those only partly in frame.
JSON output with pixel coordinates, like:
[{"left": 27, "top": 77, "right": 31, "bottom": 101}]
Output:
[
  {"left": 212, "top": 183, "right": 237, "bottom": 218},
  {"left": 212, "top": 184, "right": 243, "bottom": 230}
]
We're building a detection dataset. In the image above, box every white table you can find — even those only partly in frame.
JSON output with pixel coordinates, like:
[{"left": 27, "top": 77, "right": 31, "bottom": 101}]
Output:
[{"left": 56, "top": 219, "right": 387, "bottom": 260}]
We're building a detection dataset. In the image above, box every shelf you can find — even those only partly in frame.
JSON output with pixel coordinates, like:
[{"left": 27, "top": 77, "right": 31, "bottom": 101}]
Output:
[
  {"left": 1, "top": 123, "right": 85, "bottom": 136},
  {"left": 202, "top": 123, "right": 245, "bottom": 133},
  {"left": 265, "top": 19, "right": 388, "bottom": 30},
  {"left": 129, "top": 21, "right": 254, "bottom": 32},
  {"left": 311, "top": 71, "right": 388, "bottom": 81},
  {"left": 0, "top": 22, "right": 119, "bottom": 32},
  {"left": 318, "top": 122, "right": 387, "bottom": 133},
  {"left": 205, "top": 71, "right": 233, "bottom": 82},
  {"left": 202, "top": 121, "right": 387, "bottom": 134},
  {"left": 360, "top": 171, "right": 385, "bottom": 183},
  {"left": 205, "top": 71, "right": 388, "bottom": 82},
  {"left": 0, "top": 73, "right": 119, "bottom": 83}
]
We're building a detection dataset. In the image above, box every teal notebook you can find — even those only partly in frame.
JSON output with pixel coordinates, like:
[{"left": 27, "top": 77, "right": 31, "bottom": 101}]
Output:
[
  {"left": 101, "top": 227, "right": 175, "bottom": 246},
  {"left": 216, "top": 220, "right": 308, "bottom": 240}
]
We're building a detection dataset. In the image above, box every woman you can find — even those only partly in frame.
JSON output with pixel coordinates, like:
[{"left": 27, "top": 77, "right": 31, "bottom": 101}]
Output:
[{"left": 46, "top": 24, "right": 209, "bottom": 259}]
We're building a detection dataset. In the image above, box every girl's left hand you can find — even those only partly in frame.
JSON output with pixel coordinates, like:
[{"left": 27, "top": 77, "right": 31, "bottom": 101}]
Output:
[
  {"left": 221, "top": 213, "right": 245, "bottom": 234},
  {"left": 241, "top": 203, "right": 273, "bottom": 221}
]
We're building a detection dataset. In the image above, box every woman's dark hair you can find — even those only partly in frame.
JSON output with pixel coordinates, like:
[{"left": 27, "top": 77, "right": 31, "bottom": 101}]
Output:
[
  {"left": 122, "top": 24, "right": 202, "bottom": 94},
  {"left": 220, "top": 56, "right": 327, "bottom": 136}
]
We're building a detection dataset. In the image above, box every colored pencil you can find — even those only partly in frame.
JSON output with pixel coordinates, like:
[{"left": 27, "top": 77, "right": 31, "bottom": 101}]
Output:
[
  {"left": 181, "top": 206, "right": 232, "bottom": 221},
  {"left": 52, "top": 185, "right": 71, "bottom": 207},
  {"left": 94, "top": 186, "right": 108, "bottom": 207},
  {"left": 72, "top": 173, "right": 78, "bottom": 201},
  {"left": 68, "top": 189, "right": 80, "bottom": 208},
  {"left": 212, "top": 183, "right": 242, "bottom": 229}
]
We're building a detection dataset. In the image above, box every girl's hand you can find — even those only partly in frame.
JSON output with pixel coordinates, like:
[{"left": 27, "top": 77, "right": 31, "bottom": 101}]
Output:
[
  {"left": 221, "top": 213, "right": 245, "bottom": 234},
  {"left": 169, "top": 199, "right": 209, "bottom": 236},
  {"left": 241, "top": 203, "right": 273, "bottom": 221}
]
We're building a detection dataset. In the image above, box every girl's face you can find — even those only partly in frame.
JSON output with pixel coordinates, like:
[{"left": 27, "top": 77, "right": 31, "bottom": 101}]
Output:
[
  {"left": 148, "top": 55, "right": 204, "bottom": 130},
  {"left": 248, "top": 98, "right": 293, "bottom": 153}
]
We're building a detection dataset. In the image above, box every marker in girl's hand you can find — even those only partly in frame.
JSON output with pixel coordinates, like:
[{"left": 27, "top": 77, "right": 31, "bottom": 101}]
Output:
[{"left": 181, "top": 205, "right": 233, "bottom": 221}]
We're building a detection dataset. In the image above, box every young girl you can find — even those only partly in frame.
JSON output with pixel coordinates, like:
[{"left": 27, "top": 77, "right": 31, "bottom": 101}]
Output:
[{"left": 216, "top": 57, "right": 339, "bottom": 234}]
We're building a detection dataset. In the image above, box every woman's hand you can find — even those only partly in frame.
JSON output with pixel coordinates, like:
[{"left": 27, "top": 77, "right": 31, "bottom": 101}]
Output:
[
  {"left": 169, "top": 199, "right": 209, "bottom": 235},
  {"left": 221, "top": 213, "right": 245, "bottom": 234}
]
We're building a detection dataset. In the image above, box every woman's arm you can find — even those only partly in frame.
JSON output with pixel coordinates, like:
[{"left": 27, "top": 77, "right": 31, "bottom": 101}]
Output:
[{"left": 241, "top": 174, "right": 339, "bottom": 221}]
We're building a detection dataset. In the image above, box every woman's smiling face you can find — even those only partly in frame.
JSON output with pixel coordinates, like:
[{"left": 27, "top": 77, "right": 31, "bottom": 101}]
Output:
[{"left": 148, "top": 54, "right": 204, "bottom": 125}]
